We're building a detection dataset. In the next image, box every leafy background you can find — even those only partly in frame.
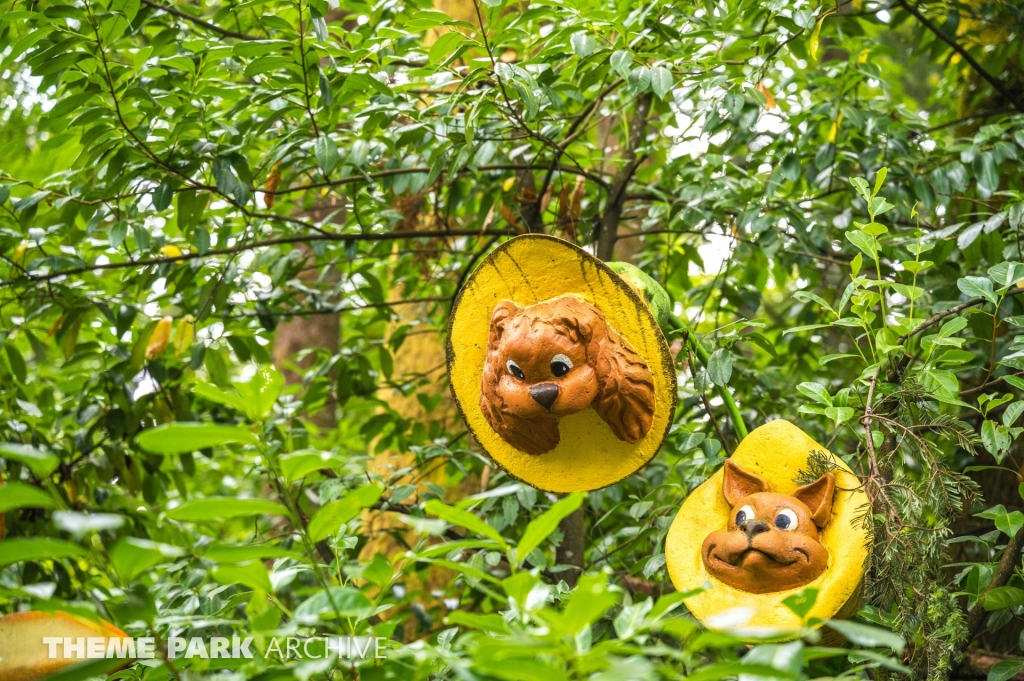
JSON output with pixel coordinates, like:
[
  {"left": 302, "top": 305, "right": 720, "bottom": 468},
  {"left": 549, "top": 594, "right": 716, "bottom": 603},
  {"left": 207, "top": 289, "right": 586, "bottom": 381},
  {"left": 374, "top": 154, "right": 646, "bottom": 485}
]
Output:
[{"left": 1, "top": 0, "right": 1024, "bottom": 678}]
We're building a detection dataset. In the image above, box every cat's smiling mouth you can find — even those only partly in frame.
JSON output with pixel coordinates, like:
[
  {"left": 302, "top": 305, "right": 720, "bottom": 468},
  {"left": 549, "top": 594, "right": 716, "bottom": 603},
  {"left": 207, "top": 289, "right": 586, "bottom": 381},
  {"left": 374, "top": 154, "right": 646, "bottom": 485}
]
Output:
[{"left": 706, "top": 543, "right": 806, "bottom": 568}]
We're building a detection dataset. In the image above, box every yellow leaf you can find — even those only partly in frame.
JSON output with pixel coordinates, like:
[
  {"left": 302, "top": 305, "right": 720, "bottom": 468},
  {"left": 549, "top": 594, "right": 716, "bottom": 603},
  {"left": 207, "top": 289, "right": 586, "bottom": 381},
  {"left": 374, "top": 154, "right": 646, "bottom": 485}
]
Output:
[
  {"left": 809, "top": 9, "right": 836, "bottom": 61},
  {"left": 827, "top": 112, "right": 843, "bottom": 142},
  {"left": 857, "top": 50, "right": 868, "bottom": 64},
  {"left": 160, "top": 244, "right": 183, "bottom": 259},
  {"left": 145, "top": 316, "right": 173, "bottom": 360},
  {"left": 12, "top": 243, "right": 27, "bottom": 267},
  {"left": 502, "top": 177, "right": 516, "bottom": 192},
  {"left": 755, "top": 82, "right": 776, "bottom": 110},
  {"left": 173, "top": 315, "right": 195, "bottom": 358},
  {"left": 264, "top": 163, "right": 281, "bottom": 208}
]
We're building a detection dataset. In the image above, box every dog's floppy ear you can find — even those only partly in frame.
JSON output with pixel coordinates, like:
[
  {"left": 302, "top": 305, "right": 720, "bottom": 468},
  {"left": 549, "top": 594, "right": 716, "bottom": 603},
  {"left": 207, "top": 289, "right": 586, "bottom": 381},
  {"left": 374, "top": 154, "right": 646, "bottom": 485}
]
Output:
[
  {"left": 793, "top": 472, "right": 836, "bottom": 527},
  {"left": 487, "top": 301, "right": 521, "bottom": 350},
  {"left": 722, "top": 460, "right": 770, "bottom": 506},
  {"left": 590, "top": 312, "right": 656, "bottom": 444}
]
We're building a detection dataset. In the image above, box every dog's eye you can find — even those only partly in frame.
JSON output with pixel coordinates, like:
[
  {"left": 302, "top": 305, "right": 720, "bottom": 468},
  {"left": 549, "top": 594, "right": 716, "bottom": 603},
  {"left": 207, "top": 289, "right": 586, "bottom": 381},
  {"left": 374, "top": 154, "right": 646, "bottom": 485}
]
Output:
[
  {"left": 775, "top": 509, "right": 798, "bottom": 531},
  {"left": 735, "top": 505, "right": 754, "bottom": 525},
  {"left": 506, "top": 360, "right": 525, "bottom": 380},
  {"left": 550, "top": 353, "right": 573, "bottom": 377}
]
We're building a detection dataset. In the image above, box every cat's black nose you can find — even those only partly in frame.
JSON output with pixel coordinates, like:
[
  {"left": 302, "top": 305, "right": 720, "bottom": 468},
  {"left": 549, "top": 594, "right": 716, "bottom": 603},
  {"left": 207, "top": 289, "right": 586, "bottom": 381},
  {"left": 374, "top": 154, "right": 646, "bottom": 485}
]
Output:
[
  {"left": 739, "top": 519, "right": 770, "bottom": 543},
  {"left": 529, "top": 383, "right": 559, "bottom": 410}
]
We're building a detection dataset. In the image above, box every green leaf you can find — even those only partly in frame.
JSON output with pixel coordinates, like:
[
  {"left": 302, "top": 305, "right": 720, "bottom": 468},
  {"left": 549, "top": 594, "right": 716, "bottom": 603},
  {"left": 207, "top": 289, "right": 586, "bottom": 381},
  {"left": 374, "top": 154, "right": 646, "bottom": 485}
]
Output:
[
  {"left": 307, "top": 484, "right": 383, "bottom": 541},
  {"left": 315, "top": 135, "right": 339, "bottom": 173},
  {"left": 280, "top": 449, "right": 341, "bottom": 482},
  {"left": 850, "top": 252, "right": 863, "bottom": 276},
  {"left": 825, "top": 406, "right": 854, "bottom": 426},
  {"left": 570, "top": 32, "right": 595, "bottom": 58},
  {"left": 859, "top": 221, "right": 888, "bottom": 237},
  {"left": 981, "top": 419, "right": 1011, "bottom": 458},
  {"left": 294, "top": 586, "right": 373, "bottom": 622},
  {"left": 846, "top": 229, "right": 877, "bottom": 260},
  {"left": 203, "top": 543, "right": 307, "bottom": 563},
  {"left": 650, "top": 65, "right": 674, "bottom": 99},
  {"left": 428, "top": 31, "right": 463, "bottom": 64},
  {"left": 232, "top": 365, "right": 284, "bottom": 418},
  {"left": 425, "top": 498, "right": 507, "bottom": 547},
  {"left": 984, "top": 586, "right": 1024, "bottom": 611},
  {"left": 825, "top": 619, "right": 904, "bottom": 652},
  {"left": 0, "top": 482, "right": 56, "bottom": 513},
  {"left": 609, "top": 49, "right": 633, "bottom": 78},
  {"left": 109, "top": 537, "right": 185, "bottom": 581},
  {"left": 938, "top": 316, "right": 968, "bottom": 337},
  {"left": 136, "top": 423, "right": 258, "bottom": 454},
  {"left": 988, "top": 660, "right": 1024, "bottom": 681},
  {"left": 362, "top": 553, "right": 394, "bottom": 587},
  {"left": 213, "top": 560, "right": 273, "bottom": 592},
  {"left": 165, "top": 497, "right": 288, "bottom": 522},
  {"left": 0, "top": 538, "right": 87, "bottom": 567},
  {"left": 151, "top": 182, "right": 173, "bottom": 212},
  {"left": 782, "top": 587, "right": 818, "bottom": 619},
  {"left": 975, "top": 151, "right": 999, "bottom": 193},
  {"left": 797, "top": 382, "right": 832, "bottom": 406},
  {"left": 793, "top": 290, "right": 835, "bottom": 315},
  {"left": 516, "top": 492, "right": 585, "bottom": 567},
  {"left": 0, "top": 442, "right": 60, "bottom": 477},
  {"left": 447, "top": 610, "right": 509, "bottom": 633},
  {"left": 850, "top": 176, "right": 870, "bottom": 200},
  {"left": 192, "top": 381, "right": 250, "bottom": 413},
  {"left": 744, "top": 332, "right": 779, "bottom": 361},
  {"left": 958, "top": 276, "right": 998, "bottom": 305},
  {"left": 872, "top": 166, "right": 888, "bottom": 198},
  {"left": 988, "top": 261, "right": 1024, "bottom": 290},
  {"left": 976, "top": 504, "right": 1024, "bottom": 538},
  {"left": 47, "top": 91, "right": 98, "bottom": 121},
  {"left": 177, "top": 190, "right": 207, "bottom": 231},
  {"left": 1003, "top": 401, "right": 1024, "bottom": 427},
  {"left": 706, "top": 348, "right": 733, "bottom": 385}
]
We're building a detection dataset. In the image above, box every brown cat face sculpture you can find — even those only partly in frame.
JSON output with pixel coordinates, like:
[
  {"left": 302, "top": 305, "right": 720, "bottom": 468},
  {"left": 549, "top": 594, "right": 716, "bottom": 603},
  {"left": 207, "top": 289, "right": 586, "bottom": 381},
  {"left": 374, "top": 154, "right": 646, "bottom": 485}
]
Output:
[
  {"left": 479, "top": 296, "right": 656, "bottom": 455},
  {"left": 701, "top": 460, "right": 835, "bottom": 594}
]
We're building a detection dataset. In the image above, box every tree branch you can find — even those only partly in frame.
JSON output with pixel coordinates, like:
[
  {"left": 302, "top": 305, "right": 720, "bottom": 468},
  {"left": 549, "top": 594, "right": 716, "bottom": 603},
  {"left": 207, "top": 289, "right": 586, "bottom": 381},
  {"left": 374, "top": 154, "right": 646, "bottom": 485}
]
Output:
[
  {"left": 2, "top": 230, "right": 511, "bottom": 288},
  {"left": 265, "top": 163, "right": 611, "bottom": 197},
  {"left": 898, "top": 286, "right": 1024, "bottom": 344},
  {"left": 140, "top": 0, "right": 260, "bottom": 40},
  {"left": 896, "top": 0, "right": 1024, "bottom": 115},
  {"left": 963, "top": 525, "right": 1024, "bottom": 648},
  {"left": 960, "top": 371, "right": 1024, "bottom": 398},
  {"left": 596, "top": 93, "right": 653, "bottom": 261}
]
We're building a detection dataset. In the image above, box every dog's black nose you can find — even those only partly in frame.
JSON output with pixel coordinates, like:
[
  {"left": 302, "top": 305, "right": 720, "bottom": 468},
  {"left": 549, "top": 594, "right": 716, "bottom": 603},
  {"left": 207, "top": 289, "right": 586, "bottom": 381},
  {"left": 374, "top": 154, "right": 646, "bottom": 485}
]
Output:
[
  {"left": 529, "top": 383, "right": 559, "bottom": 410},
  {"left": 739, "top": 519, "right": 770, "bottom": 543}
]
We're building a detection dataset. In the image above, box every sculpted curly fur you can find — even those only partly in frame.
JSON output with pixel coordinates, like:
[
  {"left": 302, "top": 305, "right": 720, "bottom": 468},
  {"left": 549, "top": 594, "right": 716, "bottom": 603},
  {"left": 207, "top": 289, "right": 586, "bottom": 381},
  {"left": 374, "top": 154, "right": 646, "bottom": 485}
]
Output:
[{"left": 479, "top": 296, "right": 656, "bottom": 455}]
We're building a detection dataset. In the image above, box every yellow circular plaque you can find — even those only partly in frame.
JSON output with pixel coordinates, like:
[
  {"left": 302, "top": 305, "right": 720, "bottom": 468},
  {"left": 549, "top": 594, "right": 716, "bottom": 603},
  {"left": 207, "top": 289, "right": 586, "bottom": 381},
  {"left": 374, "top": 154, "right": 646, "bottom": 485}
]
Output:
[
  {"left": 446, "top": 235, "right": 676, "bottom": 493},
  {"left": 666, "top": 419, "right": 870, "bottom": 634}
]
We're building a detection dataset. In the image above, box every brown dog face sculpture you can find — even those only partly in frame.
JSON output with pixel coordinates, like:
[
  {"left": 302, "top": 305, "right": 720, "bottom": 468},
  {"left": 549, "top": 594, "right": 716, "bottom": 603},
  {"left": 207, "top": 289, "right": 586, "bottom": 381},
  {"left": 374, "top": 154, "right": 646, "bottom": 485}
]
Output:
[
  {"left": 479, "top": 296, "right": 656, "bottom": 455},
  {"left": 701, "top": 460, "right": 835, "bottom": 594}
]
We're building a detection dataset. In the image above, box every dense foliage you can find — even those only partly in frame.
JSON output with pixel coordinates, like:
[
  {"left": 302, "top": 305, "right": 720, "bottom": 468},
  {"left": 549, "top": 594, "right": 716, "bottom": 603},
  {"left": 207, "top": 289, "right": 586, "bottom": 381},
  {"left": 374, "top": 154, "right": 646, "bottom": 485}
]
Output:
[{"left": 1, "top": 0, "right": 1024, "bottom": 678}]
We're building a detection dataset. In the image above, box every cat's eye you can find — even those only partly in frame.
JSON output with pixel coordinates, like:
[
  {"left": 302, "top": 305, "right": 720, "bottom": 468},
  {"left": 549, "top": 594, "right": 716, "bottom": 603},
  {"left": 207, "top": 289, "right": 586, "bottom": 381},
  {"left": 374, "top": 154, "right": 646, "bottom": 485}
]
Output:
[
  {"left": 550, "top": 353, "right": 573, "bottom": 377},
  {"left": 775, "top": 509, "right": 798, "bottom": 531},
  {"left": 736, "top": 505, "right": 754, "bottom": 525},
  {"left": 506, "top": 360, "right": 525, "bottom": 380}
]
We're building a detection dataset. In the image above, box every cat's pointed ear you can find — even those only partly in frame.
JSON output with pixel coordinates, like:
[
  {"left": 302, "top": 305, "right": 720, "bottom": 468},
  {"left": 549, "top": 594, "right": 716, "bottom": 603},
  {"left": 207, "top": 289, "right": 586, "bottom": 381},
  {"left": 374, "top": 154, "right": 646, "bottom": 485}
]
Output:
[
  {"left": 722, "top": 460, "right": 770, "bottom": 507},
  {"left": 793, "top": 473, "right": 836, "bottom": 527}
]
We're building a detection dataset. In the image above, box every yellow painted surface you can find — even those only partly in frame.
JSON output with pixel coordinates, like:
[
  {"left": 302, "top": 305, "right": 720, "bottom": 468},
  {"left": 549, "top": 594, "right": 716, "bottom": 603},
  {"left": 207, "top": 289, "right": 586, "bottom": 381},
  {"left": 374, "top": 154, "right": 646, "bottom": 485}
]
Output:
[
  {"left": 666, "top": 419, "right": 870, "bottom": 635},
  {"left": 447, "top": 235, "right": 676, "bottom": 493},
  {"left": 0, "top": 611, "right": 129, "bottom": 681}
]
